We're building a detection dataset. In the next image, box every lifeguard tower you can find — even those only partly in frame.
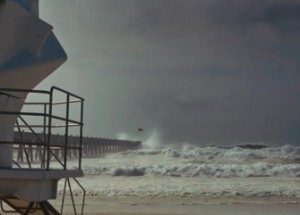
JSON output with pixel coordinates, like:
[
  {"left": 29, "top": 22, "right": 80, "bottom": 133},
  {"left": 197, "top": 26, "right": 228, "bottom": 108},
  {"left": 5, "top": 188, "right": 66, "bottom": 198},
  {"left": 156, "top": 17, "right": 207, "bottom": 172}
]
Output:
[{"left": 0, "top": 0, "right": 85, "bottom": 214}]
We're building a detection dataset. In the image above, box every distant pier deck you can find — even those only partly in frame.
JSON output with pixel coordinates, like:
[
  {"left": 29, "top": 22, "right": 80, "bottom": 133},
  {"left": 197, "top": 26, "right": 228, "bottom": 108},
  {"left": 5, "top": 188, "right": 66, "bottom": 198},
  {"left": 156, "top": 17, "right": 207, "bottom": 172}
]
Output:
[{"left": 14, "top": 131, "right": 141, "bottom": 162}]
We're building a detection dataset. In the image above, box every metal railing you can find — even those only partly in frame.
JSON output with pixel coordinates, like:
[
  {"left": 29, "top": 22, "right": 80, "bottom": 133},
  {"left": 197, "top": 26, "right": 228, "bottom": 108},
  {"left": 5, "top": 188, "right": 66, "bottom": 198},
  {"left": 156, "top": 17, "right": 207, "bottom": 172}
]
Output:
[{"left": 0, "top": 86, "right": 84, "bottom": 171}]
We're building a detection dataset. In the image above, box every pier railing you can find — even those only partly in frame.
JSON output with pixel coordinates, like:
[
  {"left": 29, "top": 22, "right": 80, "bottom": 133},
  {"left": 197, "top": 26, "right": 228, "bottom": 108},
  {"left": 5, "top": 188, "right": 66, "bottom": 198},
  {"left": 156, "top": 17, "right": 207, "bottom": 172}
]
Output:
[{"left": 14, "top": 132, "right": 142, "bottom": 161}]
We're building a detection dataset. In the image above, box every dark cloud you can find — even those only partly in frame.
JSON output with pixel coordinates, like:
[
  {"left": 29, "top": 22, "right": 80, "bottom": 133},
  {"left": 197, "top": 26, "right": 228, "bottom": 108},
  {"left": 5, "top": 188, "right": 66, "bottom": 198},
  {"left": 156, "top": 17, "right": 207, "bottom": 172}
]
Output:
[
  {"left": 211, "top": 0, "right": 300, "bottom": 28},
  {"left": 39, "top": 0, "right": 300, "bottom": 146}
]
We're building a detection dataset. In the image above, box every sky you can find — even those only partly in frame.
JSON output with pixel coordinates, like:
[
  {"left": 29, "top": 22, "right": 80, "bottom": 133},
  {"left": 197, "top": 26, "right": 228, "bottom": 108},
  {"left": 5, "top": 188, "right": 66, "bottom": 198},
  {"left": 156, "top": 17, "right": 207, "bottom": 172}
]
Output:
[{"left": 37, "top": 0, "right": 300, "bottom": 146}]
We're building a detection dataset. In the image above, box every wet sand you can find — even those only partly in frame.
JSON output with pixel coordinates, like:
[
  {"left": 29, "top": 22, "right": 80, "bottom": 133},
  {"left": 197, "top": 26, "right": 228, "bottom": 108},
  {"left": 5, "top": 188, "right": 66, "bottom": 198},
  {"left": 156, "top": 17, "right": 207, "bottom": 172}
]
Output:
[
  {"left": 58, "top": 196, "right": 300, "bottom": 215},
  {"left": 81, "top": 204, "right": 300, "bottom": 215},
  {"left": 1, "top": 196, "right": 300, "bottom": 214}
]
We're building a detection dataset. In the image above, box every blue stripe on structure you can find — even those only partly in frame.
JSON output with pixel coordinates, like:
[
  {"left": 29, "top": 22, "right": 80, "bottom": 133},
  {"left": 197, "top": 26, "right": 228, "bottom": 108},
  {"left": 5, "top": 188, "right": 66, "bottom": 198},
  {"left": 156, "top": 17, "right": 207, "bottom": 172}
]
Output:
[{"left": 0, "top": 32, "right": 67, "bottom": 72}]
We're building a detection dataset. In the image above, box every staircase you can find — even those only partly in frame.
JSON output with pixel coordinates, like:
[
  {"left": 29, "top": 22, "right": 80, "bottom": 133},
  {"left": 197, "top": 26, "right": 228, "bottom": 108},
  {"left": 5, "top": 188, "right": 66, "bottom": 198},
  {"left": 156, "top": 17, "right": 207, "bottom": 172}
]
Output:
[{"left": 0, "top": 196, "right": 60, "bottom": 215}]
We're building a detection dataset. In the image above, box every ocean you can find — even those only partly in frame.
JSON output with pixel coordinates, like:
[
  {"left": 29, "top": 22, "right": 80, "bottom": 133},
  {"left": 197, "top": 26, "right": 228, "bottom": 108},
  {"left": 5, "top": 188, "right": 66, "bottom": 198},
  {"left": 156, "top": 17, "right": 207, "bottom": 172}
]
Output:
[{"left": 58, "top": 144, "right": 300, "bottom": 203}]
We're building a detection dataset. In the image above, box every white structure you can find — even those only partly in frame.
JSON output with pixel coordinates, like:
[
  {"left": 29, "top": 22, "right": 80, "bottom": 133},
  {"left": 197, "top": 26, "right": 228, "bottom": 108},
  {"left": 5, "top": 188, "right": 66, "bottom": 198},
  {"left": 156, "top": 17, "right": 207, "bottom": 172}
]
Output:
[
  {"left": 0, "top": 0, "right": 67, "bottom": 168},
  {"left": 0, "top": 1, "right": 84, "bottom": 214}
]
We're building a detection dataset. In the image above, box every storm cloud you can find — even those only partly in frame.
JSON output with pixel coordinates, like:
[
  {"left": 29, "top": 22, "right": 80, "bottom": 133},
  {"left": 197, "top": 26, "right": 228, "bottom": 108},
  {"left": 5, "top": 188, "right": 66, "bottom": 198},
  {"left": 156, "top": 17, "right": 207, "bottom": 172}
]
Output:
[{"left": 38, "top": 0, "right": 300, "bottom": 145}]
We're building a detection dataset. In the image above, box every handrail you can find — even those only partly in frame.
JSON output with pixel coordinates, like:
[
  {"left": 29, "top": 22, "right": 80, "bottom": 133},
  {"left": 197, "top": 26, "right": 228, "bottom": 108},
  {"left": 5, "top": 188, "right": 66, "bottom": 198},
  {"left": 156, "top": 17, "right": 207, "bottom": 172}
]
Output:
[
  {"left": 0, "top": 87, "right": 84, "bottom": 171},
  {"left": 0, "top": 111, "right": 83, "bottom": 126},
  {"left": 0, "top": 88, "right": 50, "bottom": 94},
  {"left": 0, "top": 92, "right": 22, "bottom": 100},
  {"left": 51, "top": 86, "right": 84, "bottom": 101},
  {"left": 25, "top": 99, "right": 81, "bottom": 106}
]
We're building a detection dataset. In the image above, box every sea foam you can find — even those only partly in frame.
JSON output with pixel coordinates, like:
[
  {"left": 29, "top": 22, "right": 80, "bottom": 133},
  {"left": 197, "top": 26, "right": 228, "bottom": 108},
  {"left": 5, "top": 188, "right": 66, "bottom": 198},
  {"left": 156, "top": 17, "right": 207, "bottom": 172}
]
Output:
[{"left": 82, "top": 145, "right": 300, "bottom": 178}]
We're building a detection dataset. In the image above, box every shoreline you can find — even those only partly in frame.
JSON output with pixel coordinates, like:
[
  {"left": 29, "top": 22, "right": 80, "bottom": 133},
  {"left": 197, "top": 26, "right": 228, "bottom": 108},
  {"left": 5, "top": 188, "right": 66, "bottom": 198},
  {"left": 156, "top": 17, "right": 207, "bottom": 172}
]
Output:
[
  {"left": 52, "top": 195, "right": 300, "bottom": 215},
  {"left": 79, "top": 195, "right": 300, "bottom": 205}
]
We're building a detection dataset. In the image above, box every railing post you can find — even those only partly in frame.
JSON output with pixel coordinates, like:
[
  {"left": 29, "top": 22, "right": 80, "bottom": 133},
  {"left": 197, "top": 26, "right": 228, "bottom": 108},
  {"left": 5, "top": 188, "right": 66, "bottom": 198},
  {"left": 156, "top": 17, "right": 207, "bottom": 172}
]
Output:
[
  {"left": 79, "top": 100, "right": 84, "bottom": 169},
  {"left": 64, "top": 93, "right": 70, "bottom": 170},
  {"left": 47, "top": 90, "right": 53, "bottom": 170}
]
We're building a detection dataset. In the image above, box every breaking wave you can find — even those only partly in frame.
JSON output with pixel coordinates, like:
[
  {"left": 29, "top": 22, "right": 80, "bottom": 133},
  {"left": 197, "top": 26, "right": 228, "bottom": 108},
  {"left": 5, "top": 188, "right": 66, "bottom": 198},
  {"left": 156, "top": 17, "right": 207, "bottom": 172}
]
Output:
[
  {"left": 124, "top": 144, "right": 300, "bottom": 161},
  {"left": 82, "top": 145, "right": 300, "bottom": 178}
]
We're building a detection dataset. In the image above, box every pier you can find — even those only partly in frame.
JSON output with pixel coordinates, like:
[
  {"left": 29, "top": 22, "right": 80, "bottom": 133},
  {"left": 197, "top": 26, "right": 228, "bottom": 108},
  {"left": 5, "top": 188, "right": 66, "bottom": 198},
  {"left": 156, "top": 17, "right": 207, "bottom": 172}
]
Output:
[{"left": 14, "top": 131, "right": 142, "bottom": 162}]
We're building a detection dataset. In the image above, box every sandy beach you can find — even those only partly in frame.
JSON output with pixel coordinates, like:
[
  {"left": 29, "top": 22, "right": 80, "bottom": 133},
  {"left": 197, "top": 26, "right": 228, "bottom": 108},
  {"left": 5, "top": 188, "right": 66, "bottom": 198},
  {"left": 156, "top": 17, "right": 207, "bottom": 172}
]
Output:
[
  {"left": 55, "top": 146, "right": 300, "bottom": 215},
  {"left": 2, "top": 195, "right": 300, "bottom": 215},
  {"left": 3, "top": 145, "right": 300, "bottom": 215},
  {"left": 56, "top": 196, "right": 300, "bottom": 215}
]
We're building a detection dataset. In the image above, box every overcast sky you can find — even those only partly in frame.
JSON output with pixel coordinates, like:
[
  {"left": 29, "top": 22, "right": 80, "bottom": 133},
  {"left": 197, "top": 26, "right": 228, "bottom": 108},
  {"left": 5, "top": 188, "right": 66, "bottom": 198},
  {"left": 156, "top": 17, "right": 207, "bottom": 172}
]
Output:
[{"left": 37, "top": 0, "right": 300, "bottom": 146}]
